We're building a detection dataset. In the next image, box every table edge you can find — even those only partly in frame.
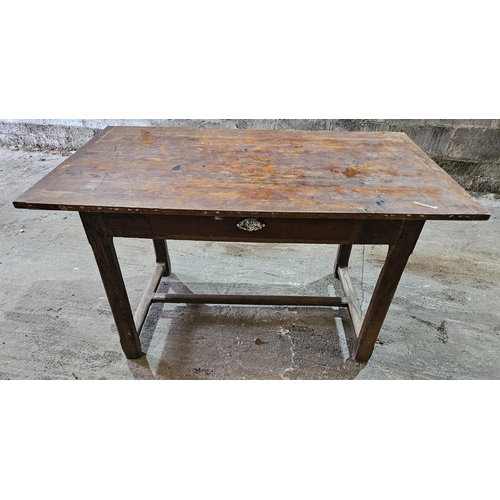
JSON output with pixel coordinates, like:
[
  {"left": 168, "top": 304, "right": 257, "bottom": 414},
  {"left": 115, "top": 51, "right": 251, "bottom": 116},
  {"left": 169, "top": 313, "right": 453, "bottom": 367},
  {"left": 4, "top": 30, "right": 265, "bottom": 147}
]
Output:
[{"left": 11, "top": 200, "right": 491, "bottom": 221}]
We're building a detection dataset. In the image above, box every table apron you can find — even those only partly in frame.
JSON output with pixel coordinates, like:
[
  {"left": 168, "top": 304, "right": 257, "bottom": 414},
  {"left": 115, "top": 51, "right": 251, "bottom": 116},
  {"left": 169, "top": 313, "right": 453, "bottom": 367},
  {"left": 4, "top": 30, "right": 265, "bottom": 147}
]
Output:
[{"left": 93, "top": 213, "right": 405, "bottom": 245}]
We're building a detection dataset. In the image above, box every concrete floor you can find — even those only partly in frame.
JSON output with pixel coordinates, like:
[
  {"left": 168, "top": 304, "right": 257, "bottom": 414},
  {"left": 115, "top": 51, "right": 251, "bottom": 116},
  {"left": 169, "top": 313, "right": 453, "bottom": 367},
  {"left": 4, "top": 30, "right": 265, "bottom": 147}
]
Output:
[{"left": 1, "top": 146, "right": 499, "bottom": 379}]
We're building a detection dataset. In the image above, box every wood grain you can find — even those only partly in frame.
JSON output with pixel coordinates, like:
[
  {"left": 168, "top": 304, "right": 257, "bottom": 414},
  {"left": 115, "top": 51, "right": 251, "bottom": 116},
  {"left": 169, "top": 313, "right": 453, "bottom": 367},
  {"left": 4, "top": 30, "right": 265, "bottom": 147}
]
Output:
[
  {"left": 151, "top": 293, "right": 348, "bottom": 307},
  {"left": 354, "top": 220, "right": 426, "bottom": 362},
  {"left": 134, "top": 262, "right": 166, "bottom": 335},
  {"left": 337, "top": 267, "right": 363, "bottom": 336},
  {"left": 153, "top": 239, "right": 171, "bottom": 276},
  {"left": 14, "top": 127, "right": 490, "bottom": 221},
  {"left": 79, "top": 212, "right": 142, "bottom": 359}
]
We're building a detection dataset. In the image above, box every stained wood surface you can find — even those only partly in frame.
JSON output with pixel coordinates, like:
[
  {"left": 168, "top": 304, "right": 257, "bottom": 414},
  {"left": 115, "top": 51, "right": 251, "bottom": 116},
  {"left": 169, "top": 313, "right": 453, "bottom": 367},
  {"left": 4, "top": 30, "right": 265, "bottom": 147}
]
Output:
[
  {"left": 354, "top": 220, "right": 425, "bottom": 363},
  {"left": 14, "top": 126, "right": 490, "bottom": 220},
  {"left": 134, "top": 262, "right": 166, "bottom": 335},
  {"left": 79, "top": 212, "right": 142, "bottom": 359},
  {"left": 337, "top": 267, "right": 363, "bottom": 337},
  {"left": 150, "top": 293, "right": 348, "bottom": 307}
]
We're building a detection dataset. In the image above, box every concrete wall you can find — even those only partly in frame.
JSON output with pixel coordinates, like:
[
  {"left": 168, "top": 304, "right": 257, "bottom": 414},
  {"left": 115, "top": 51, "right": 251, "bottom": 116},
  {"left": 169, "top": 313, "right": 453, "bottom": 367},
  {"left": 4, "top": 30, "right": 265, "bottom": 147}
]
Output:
[{"left": 1, "top": 119, "right": 499, "bottom": 193}]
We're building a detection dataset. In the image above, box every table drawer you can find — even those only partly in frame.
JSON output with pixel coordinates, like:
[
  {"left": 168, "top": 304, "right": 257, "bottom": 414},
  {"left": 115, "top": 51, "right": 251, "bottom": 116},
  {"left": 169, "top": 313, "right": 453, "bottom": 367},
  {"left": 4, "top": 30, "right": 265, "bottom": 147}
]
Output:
[
  {"left": 149, "top": 215, "right": 402, "bottom": 244},
  {"left": 96, "top": 212, "right": 403, "bottom": 245}
]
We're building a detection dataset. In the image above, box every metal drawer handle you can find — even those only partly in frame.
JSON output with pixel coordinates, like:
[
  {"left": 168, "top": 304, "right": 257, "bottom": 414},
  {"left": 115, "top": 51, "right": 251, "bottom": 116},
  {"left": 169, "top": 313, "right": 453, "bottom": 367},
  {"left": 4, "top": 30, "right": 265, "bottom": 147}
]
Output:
[{"left": 236, "top": 218, "right": 266, "bottom": 232}]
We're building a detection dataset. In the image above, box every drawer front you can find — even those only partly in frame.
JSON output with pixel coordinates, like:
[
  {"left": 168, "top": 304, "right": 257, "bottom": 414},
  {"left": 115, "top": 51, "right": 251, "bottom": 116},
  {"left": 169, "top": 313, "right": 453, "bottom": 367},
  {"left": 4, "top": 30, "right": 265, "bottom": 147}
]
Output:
[
  {"left": 97, "top": 213, "right": 403, "bottom": 245},
  {"left": 149, "top": 215, "right": 402, "bottom": 244}
]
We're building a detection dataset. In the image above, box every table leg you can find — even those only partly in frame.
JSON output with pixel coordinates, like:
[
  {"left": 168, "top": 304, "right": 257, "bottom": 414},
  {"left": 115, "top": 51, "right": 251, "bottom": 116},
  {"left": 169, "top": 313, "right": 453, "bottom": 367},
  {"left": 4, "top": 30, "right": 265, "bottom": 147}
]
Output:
[
  {"left": 153, "top": 239, "right": 171, "bottom": 276},
  {"left": 334, "top": 244, "right": 352, "bottom": 278},
  {"left": 354, "top": 221, "right": 425, "bottom": 363},
  {"left": 80, "top": 213, "right": 142, "bottom": 359}
]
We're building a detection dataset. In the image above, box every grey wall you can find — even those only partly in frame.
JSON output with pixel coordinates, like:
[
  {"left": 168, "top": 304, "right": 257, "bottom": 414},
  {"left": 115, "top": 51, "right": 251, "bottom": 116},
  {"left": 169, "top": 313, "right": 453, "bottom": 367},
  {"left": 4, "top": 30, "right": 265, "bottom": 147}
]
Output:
[{"left": 1, "top": 119, "right": 499, "bottom": 194}]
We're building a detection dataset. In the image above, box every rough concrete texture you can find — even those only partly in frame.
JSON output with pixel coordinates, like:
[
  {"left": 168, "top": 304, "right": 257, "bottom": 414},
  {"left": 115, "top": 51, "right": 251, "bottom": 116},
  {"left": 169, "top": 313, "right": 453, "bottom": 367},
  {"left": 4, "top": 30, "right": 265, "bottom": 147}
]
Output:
[
  {"left": 1, "top": 119, "right": 499, "bottom": 193},
  {"left": 1, "top": 147, "right": 499, "bottom": 379}
]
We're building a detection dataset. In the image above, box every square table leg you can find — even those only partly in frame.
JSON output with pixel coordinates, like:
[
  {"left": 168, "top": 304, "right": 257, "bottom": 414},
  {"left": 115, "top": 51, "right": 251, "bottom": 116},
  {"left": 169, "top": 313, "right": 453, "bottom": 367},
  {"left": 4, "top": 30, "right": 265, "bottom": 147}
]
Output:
[
  {"left": 334, "top": 244, "right": 353, "bottom": 278},
  {"left": 80, "top": 212, "right": 142, "bottom": 359},
  {"left": 153, "top": 239, "right": 172, "bottom": 276},
  {"left": 353, "top": 220, "right": 425, "bottom": 363}
]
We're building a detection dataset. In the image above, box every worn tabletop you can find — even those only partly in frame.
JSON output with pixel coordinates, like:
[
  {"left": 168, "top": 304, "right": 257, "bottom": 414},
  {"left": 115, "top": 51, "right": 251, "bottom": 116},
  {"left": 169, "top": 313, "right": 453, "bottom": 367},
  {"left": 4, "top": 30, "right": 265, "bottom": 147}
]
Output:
[{"left": 14, "top": 126, "right": 490, "bottom": 220}]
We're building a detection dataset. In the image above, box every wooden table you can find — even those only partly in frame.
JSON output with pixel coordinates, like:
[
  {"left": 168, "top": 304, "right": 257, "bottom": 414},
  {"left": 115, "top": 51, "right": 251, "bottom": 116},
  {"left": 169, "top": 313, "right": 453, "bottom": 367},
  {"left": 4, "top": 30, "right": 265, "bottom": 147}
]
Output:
[{"left": 13, "top": 126, "right": 490, "bottom": 364}]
